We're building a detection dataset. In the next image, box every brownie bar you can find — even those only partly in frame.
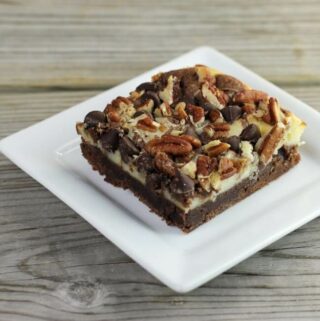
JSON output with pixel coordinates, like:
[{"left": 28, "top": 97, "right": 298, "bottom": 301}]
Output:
[
  {"left": 81, "top": 141, "right": 300, "bottom": 232},
  {"left": 76, "top": 65, "right": 306, "bottom": 232}
]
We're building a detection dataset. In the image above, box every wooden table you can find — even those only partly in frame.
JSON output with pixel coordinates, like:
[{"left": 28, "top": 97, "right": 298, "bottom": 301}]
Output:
[{"left": 1, "top": 1, "right": 320, "bottom": 320}]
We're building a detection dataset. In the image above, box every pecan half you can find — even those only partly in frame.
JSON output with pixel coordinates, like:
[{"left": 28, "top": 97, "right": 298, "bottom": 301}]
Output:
[
  {"left": 259, "top": 124, "right": 285, "bottom": 164},
  {"left": 208, "top": 109, "right": 222, "bottom": 123},
  {"left": 206, "top": 142, "right": 230, "bottom": 157},
  {"left": 218, "top": 158, "right": 237, "bottom": 180},
  {"left": 262, "top": 97, "right": 281, "bottom": 125},
  {"left": 145, "top": 134, "right": 193, "bottom": 156},
  {"left": 154, "top": 152, "right": 176, "bottom": 177},
  {"left": 216, "top": 74, "right": 246, "bottom": 92},
  {"left": 179, "top": 134, "right": 202, "bottom": 148},
  {"left": 212, "top": 123, "right": 230, "bottom": 139},
  {"left": 105, "top": 105, "right": 121, "bottom": 123},
  {"left": 187, "top": 104, "right": 205, "bottom": 123},
  {"left": 196, "top": 155, "right": 217, "bottom": 177},
  {"left": 233, "top": 90, "right": 268, "bottom": 104},
  {"left": 137, "top": 116, "right": 158, "bottom": 132}
]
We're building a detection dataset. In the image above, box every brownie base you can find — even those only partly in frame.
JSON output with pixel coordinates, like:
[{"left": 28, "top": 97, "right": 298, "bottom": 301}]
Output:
[{"left": 81, "top": 142, "right": 300, "bottom": 232}]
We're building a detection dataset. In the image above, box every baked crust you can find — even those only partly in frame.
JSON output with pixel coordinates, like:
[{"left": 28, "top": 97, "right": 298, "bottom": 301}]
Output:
[{"left": 81, "top": 142, "right": 300, "bottom": 232}]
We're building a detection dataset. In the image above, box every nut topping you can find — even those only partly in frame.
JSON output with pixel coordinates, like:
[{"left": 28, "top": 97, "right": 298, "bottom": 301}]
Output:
[
  {"left": 137, "top": 116, "right": 158, "bottom": 132},
  {"left": 259, "top": 124, "right": 285, "bottom": 164},
  {"left": 233, "top": 90, "right": 268, "bottom": 104},
  {"left": 205, "top": 141, "right": 230, "bottom": 157},
  {"left": 145, "top": 134, "right": 193, "bottom": 156},
  {"left": 197, "top": 155, "right": 217, "bottom": 177},
  {"left": 179, "top": 134, "right": 202, "bottom": 148},
  {"left": 187, "top": 104, "right": 205, "bottom": 123},
  {"left": 175, "top": 102, "right": 188, "bottom": 120},
  {"left": 154, "top": 152, "right": 176, "bottom": 177},
  {"left": 218, "top": 158, "right": 237, "bottom": 180}
]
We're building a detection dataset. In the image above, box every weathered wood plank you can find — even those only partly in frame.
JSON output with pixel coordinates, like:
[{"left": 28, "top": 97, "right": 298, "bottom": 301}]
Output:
[
  {"left": 0, "top": 0, "right": 320, "bottom": 88},
  {"left": 0, "top": 87, "right": 320, "bottom": 320}
]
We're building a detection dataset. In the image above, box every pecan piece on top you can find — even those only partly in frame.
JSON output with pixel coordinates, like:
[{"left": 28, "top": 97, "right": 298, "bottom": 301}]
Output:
[
  {"left": 154, "top": 152, "right": 177, "bottom": 177},
  {"left": 137, "top": 116, "right": 158, "bottom": 132},
  {"left": 218, "top": 158, "right": 237, "bottom": 180},
  {"left": 262, "top": 97, "right": 281, "bottom": 125},
  {"left": 259, "top": 124, "right": 285, "bottom": 164},
  {"left": 179, "top": 134, "right": 202, "bottom": 148},
  {"left": 233, "top": 90, "right": 268, "bottom": 104},
  {"left": 145, "top": 134, "right": 193, "bottom": 156},
  {"left": 196, "top": 155, "right": 217, "bottom": 177},
  {"left": 187, "top": 104, "right": 205, "bottom": 123},
  {"left": 206, "top": 141, "right": 230, "bottom": 157}
]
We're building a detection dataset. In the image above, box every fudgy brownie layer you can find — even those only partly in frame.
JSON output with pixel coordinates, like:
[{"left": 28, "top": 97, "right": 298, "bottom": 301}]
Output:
[{"left": 81, "top": 142, "right": 300, "bottom": 232}]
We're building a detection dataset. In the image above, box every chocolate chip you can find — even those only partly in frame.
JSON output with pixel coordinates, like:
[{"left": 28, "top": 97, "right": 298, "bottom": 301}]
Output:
[
  {"left": 226, "top": 135, "right": 241, "bottom": 152},
  {"left": 170, "top": 172, "right": 195, "bottom": 195},
  {"left": 220, "top": 105, "right": 242, "bottom": 123},
  {"left": 100, "top": 128, "right": 120, "bottom": 152},
  {"left": 136, "top": 82, "right": 157, "bottom": 92},
  {"left": 240, "top": 124, "right": 261, "bottom": 144},
  {"left": 184, "top": 125, "right": 198, "bottom": 137},
  {"left": 135, "top": 153, "right": 154, "bottom": 173},
  {"left": 84, "top": 111, "right": 106, "bottom": 127},
  {"left": 119, "top": 136, "right": 140, "bottom": 163},
  {"left": 140, "top": 91, "right": 161, "bottom": 108},
  {"left": 146, "top": 173, "right": 162, "bottom": 192}
]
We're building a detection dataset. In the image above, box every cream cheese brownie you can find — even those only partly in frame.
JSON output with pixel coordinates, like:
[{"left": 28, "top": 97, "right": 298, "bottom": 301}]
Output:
[{"left": 76, "top": 65, "right": 306, "bottom": 232}]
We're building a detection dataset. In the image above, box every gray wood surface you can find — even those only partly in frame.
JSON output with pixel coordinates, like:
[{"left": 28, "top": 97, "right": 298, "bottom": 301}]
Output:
[{"left": 1, "top": 1, "right": 320, "bottom": 320}]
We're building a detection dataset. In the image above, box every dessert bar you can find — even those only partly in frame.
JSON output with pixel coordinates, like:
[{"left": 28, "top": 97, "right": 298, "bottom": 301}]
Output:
[{"left": 76, "top": 65, "right": 306, "bottom": 232}]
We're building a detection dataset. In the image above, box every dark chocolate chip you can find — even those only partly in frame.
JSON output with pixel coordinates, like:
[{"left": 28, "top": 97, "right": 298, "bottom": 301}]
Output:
[
  {"left": 170, "top": 172, "right": 195, "bottom": 195},
  {"left": 136, "top": 82, "right": 157, "bottom": 92},
  {"left": 226, "top": 135, "right": 241, "bottom": 152},
  {"left": 100, "top": 128, "right": 120, "bottom": 152},
  {"left": 84, "top": 111, "right": 106, "bottom": 127},
  {"left": 240, "top": 124, "right": 261, "bottom": 144},
  {"left": 184, "top": 125, "right": 198, "bottom": 137},
  {"left": 119, "top": 136, "right": 140, "bottom": 163},
  {"left": 140, "top": 91, "right": 161, "bottom": 108},
  {"left": 135, "top": 153, "right": 154, "bottom": 173},
  {"left": 146, "top": 173, "right": 162, "bottom": 192},
  {"left": 220, "top": 105, "right": 242, "bottom": 123}
]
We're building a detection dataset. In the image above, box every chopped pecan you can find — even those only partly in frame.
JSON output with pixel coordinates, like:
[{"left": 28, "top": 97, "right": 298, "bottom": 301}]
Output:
[
  {"left": 242, "top": 102, "right": 256, "bottom": 114},
  {"left": 233, "top": 90, "right": 268, "bottom": 104},
  {"left": 145, "top": 134, "right": 193, "bottom": 156},
  {"left": 154, "top": 152, "right": 176, "bottom": 177},
  {"left": 208, "top": 109, "right": 222, "bottom": 123},
  {"left": 179, "top": 134, "right": 202, "bottom": 148},
  {"left": 212, "top": 123, "right": 230, "bottom": 139},
  {"left": 218, "top": 158, "right": 237, "bottom": 180},
  {"left": 105, "top": 105, "right": 121, "bottom": 123},
  {"left": 262, "top": 97, "right": 281, "bottom": 125},
  {"left": 212, "top": 123, "right": 230, "bottom": 131},
  {"left": 259, "top": 124, "right": 285, "bottom": 164},
  {"left": 206, "top": 142, "right": 230, "bottom": 157},
  {"left": 137, "top": 116, "right": 158, "bottom": 132},
  {"left": 187, "top": 104, "right": 205, "bottom": 123},
  {"left": 175, "top": 102, "right": 188, "bottom": 120},
  {"left": 159, "top": 102, "right": 173, "bottom": 117},
  {"left": 196, "top": 155, "right": 217, "bottom": 177}
]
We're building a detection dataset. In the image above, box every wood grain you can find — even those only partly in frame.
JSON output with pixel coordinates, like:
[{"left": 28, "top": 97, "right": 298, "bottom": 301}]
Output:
[{"left": 1, "top": 0, "right": 320, "bottom": 320}]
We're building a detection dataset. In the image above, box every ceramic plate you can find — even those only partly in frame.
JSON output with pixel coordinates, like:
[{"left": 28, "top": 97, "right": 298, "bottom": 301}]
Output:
[{"left": 1, "top": 47, "right": 320, "bottom": 293}]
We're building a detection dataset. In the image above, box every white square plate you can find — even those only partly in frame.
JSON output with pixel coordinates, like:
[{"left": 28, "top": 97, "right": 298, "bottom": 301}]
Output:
[{"left": 1, "top": 47, "right": 320, "bottom": 293}]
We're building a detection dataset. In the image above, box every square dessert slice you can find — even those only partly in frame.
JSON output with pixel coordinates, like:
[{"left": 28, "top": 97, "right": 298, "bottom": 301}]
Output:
[{"left": 76, "top": 65, "right": 306, "bottom": 232}]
